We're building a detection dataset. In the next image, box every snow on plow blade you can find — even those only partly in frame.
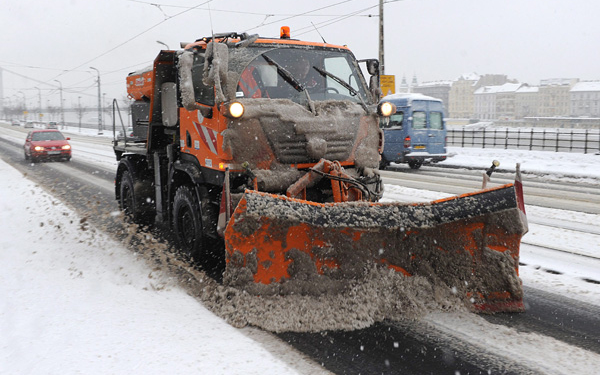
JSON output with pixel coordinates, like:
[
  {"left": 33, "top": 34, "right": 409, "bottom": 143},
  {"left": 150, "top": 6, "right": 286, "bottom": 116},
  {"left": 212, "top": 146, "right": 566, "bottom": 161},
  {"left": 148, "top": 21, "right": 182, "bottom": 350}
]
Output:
[{"left": 223, "top": 183, "right": 528, "bottom": 313}]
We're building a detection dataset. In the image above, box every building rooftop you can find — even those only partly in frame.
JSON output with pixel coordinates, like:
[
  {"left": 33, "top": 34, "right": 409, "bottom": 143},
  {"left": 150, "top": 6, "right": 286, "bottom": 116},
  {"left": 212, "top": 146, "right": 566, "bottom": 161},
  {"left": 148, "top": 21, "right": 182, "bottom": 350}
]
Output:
[
  {"left": 475, "top": 82, "right": 522, "bottom": 94},
  {"left": 570, "top": 81, "right": 600, "bottom": 92},
  {"left": 540, "top": 78, "right": 578, "bottom": 86},
  {"left": 516, "top": 86, "right": 539, "bottom": 93}
]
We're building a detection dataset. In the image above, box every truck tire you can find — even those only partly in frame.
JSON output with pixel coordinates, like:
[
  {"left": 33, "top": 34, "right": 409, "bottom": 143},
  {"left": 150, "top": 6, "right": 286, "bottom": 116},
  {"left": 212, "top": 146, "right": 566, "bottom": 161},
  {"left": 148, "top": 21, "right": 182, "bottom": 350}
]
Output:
[
  {"left": 379, "top": 156, "right": 389, "bottom": 170},
  {"left": 172, "top": 185, "right": 204, "bottom": 260},
  {"left": 119, "top": 170, "right": 152, "bottom": 225}
]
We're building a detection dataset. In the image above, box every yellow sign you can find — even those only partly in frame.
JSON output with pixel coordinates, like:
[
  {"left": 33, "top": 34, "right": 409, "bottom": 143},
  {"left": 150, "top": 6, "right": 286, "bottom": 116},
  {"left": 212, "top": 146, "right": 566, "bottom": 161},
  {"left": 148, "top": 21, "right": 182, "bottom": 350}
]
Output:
[{"left": 380, "top": 75, "right": 396, "bottom": 96}]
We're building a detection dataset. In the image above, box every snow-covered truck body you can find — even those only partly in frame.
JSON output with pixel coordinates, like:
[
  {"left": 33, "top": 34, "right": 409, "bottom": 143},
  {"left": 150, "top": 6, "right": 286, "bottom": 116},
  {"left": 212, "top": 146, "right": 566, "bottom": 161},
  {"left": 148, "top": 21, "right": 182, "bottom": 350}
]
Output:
[{"left": 114, "top": 29, "right": 528, "bottom": 313}]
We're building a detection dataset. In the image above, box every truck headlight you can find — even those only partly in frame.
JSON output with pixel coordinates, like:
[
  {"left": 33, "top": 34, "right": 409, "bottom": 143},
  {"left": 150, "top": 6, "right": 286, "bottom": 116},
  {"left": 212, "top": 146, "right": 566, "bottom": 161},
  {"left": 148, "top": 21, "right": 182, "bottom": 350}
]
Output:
[
  {"left": 224, "top": 102, "right": 244, "bottom": 118},
  {"left": 377, "top": 101, "right": 396, "bottom": 117}
]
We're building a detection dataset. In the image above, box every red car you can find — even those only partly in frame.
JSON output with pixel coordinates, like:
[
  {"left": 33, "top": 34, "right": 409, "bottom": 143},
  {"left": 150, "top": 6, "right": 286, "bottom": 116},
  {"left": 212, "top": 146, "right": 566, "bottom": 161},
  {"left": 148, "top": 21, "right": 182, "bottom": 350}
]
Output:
[{"left": 24, "top": 129, "right": 72, "bottom": 162}]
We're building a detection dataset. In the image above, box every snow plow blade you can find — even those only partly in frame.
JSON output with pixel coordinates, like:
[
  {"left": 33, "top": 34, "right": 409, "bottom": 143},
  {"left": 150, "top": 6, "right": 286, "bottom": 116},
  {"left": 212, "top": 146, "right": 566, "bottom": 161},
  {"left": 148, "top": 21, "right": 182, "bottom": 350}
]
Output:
[{"left": 223, "top": 183, "right": 528, "bottom": 313}]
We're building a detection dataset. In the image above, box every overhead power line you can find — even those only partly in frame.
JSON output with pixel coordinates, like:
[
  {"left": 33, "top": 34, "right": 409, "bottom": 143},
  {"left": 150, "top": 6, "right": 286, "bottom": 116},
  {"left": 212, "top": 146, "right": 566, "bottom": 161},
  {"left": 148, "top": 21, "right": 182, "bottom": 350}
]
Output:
[
  {"left": 244, "top": 0, "right": 359, "bottom": 32},
  {"left": 47, "top": 0, "right": 213, "bottom": 85},
  {"left": 2, "top": 67, "right": 61, "bottom": 89},
  {"left": 7, "top": 0, "right": 400, "bottom": 99},
  {"left": 294, "top": 4, "right": 379, "bottom": 37},
  {"left": 127, "top": 0, "right": 352, "bottom": 17}
]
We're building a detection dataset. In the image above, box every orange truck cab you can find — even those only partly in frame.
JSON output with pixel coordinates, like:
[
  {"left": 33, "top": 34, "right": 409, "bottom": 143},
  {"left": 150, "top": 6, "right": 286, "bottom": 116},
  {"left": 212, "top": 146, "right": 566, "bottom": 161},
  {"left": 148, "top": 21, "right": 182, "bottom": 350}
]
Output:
[{"left": 115, "top": 29, "right": 384, "bottom": 258}]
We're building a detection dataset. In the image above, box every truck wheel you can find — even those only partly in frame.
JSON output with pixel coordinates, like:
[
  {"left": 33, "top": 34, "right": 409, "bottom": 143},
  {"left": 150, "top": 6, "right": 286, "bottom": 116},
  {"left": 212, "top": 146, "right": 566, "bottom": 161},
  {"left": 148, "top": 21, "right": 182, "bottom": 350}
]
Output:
[
  {"left": 379, "top": 156, "right": 389, "bottom": 170},
  {"left": 408, "top": 160, "right": 422, "bottom": 170},
  {"left": 173, "top": 185, "right": 204, "bottom": 260},
  {"left": 119, "top": 171, "right": 152, "bottom": 225}
]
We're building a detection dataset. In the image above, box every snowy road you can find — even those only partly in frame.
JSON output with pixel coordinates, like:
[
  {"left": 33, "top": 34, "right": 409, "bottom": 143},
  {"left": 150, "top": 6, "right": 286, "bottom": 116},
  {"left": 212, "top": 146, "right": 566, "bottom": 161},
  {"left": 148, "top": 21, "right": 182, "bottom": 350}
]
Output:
[{"left": 1, "top": 122, "right": 600, "bottom": 374}]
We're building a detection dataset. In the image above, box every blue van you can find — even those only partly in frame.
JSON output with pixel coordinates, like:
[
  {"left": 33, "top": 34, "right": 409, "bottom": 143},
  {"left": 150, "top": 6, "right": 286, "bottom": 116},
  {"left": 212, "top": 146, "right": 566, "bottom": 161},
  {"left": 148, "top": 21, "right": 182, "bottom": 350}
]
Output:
[{"left": 379, "top": 93, "right": 447, "bottom": 170}]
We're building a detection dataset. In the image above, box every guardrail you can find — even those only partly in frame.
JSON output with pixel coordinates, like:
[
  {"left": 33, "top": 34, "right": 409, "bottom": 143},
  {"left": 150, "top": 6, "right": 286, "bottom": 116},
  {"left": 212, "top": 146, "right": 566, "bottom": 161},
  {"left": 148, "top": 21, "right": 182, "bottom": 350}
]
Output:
[{"left": 448, "top": 127, "right": 600, "bottom": 154}]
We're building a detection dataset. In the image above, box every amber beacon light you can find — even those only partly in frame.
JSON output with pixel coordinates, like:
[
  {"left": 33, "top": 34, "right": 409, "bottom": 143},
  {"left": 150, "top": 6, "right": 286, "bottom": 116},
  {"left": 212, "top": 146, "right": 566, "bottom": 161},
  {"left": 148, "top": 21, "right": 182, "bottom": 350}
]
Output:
[{"left": 280, "top": 26, "right": 291, "bottom": 39}]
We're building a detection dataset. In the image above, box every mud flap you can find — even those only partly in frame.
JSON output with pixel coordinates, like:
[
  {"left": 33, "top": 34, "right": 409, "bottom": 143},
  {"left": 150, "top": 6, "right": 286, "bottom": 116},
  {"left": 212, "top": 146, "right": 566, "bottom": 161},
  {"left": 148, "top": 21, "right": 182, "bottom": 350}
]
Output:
[{"left": 223, "top": 184, "right": 528, "bottom": 313}]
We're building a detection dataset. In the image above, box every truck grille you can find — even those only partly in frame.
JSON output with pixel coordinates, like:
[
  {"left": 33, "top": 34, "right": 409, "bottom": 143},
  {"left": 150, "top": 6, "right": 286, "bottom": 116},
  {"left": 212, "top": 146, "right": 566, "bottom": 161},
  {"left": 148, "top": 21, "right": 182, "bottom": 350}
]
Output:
[{"left": 261, "top": 119, "right": 356, "bottom": 164}]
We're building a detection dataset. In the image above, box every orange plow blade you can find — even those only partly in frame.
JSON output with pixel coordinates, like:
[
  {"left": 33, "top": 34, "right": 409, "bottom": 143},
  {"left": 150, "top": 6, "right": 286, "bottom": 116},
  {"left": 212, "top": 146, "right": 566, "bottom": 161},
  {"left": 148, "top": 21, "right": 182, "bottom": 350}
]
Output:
[{"left": 223, "top": 183, "right": 528, "bottom": 313}]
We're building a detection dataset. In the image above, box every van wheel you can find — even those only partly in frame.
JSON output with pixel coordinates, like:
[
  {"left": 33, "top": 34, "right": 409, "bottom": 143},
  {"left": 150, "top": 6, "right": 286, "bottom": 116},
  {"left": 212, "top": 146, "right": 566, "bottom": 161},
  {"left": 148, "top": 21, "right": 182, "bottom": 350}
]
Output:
[{"left": 408, "top": 160, "right": 422, "bottom": 170}]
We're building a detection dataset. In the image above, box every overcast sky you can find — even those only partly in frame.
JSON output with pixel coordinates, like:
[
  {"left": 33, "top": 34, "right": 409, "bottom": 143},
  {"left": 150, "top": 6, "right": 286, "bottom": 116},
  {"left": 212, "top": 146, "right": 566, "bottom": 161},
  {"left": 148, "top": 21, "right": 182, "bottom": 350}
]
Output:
[{"left": 2, "top": 0, "right": 599, "bottom": 109}]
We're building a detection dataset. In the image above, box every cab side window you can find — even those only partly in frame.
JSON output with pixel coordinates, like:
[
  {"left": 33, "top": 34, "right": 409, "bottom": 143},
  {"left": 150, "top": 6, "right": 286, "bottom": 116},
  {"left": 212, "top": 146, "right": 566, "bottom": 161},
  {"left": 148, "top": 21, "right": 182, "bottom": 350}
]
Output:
[{"left": 380, "top": 112, "right": 404, "bottom": 129}]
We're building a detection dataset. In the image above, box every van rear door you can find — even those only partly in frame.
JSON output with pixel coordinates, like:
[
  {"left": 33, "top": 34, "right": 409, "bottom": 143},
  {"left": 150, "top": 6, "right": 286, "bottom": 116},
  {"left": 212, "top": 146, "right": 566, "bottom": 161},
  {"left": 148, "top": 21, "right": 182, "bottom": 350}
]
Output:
[
  {"left": 408, "top": 101, "right": 429, "bottom": 151},
  {"left": 426, "top": 102, "right": 446, "bottom": 155}
]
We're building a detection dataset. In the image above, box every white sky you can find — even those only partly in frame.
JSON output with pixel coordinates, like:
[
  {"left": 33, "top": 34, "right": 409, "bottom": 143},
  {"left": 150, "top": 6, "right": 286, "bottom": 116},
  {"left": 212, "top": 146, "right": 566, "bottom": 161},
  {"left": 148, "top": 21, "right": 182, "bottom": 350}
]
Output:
[{"left": 1, "top": 0, "right": 599, "bottom": 109}]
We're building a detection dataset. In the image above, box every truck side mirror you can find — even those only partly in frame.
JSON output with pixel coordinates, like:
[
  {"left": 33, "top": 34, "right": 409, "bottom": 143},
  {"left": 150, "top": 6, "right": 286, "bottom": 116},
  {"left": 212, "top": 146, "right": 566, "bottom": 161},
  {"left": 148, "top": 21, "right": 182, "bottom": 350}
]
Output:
[
  {"left": 359, "top": 58, "right": 382, "bottom": 101},
  {"left": 203, "top": 42, "right": 229, "bottom": 104},
  {"left": 178, "top": 50, "right": 215, "bottom": 118},
  {"left": 365, "top": 59, "right": 379, "bottom": 76}
]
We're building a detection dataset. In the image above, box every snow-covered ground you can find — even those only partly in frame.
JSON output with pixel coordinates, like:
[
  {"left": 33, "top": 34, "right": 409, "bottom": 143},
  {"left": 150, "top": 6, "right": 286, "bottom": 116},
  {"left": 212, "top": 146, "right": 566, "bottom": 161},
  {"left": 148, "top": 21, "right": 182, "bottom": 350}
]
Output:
[
  {"left": 1, "top": 125, "right": 330, "bottom": 374},
  {"left": 1, "top": 123, "right": 599, "bottom": 373}
]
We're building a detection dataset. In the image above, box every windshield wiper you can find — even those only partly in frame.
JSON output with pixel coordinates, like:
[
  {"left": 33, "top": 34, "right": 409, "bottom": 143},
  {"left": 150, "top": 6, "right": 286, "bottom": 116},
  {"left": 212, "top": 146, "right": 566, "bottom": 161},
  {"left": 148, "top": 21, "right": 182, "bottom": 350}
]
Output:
[
  {"left": 313, "top": 66, "right": 369, "bottom": 113},
  {"left": 262, "top": 54, "right": 316, "bottom": 114}
]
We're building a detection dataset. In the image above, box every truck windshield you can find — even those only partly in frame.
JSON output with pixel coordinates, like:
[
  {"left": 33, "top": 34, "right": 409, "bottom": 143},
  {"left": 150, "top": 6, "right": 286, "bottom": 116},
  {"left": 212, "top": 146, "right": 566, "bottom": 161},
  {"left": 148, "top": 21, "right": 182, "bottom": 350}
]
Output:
[{"left": 233, "top": 46, "right": 370, "bottom": 104}]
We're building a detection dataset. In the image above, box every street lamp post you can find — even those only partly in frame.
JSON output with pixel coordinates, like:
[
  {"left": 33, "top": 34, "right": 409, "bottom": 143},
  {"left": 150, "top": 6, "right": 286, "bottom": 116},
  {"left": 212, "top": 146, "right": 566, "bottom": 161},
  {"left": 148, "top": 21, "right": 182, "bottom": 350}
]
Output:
[
  {"left": 54, "top": 80, "right": 65, "bottom": 129},
  {"left": 78, "top": 96, "right": 82, "bottom": 133},
  {"left": 34, "top": 87, "right": 42, "bottom": 124},
  {"left": 17, "top": 91, "right": 26, "bottom": 121},
  {"left": 90, "top": 67, "right": 103, "bottom": 135}
]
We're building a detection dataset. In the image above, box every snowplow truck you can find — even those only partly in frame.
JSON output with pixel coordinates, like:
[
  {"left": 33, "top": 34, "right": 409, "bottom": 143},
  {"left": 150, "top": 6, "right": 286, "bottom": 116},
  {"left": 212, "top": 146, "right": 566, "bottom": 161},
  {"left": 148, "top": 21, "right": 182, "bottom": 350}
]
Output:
[{"left": 114, "top": 28, "right": 528, "bottom": 313}]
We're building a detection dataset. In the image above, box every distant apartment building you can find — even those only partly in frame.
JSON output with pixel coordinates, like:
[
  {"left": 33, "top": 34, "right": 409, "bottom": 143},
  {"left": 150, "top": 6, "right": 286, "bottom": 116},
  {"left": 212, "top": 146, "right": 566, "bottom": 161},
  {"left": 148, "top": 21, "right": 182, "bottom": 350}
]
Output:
[
  {"left": 473, "top": 86, "right": 496, "bottom": 120},
  {"left": 448, "top": 74, "right": 511, "bottom": 119},
  {"left": 448, "top": 74, "right": 479, "bottom": 119},
  {"left": 395, "top": 72, "right": 598, "bottom": 121},
  {"left": 570, "top": 81, "right": 600, "bottom": 117},
  {"left": 538, "top": 78, "right": 578, "bottom": 117},
  {"left": 411, "top": 81, "right": 452, "bottom": 117},
  {"left": 496, "top": 83, "right": 524, "bottom": 119},
  {"left": 515, "top": 85, "right": 539, "bottom": 118},
  {"left": 474, "top": 82, "right": 522, "bottom": 120}
]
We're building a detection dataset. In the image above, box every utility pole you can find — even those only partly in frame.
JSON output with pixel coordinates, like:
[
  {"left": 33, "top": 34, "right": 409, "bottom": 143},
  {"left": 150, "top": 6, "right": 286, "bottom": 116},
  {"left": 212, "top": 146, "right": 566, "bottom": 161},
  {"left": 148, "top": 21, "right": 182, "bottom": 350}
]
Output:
[
  {"left": 379, "top": 0, "right": 385, "bottom": 75},
  {"left": 54, "top": 80, "right": 65, "bottom": 128},
  {"left": 90, "top": 67, "right": 103, "bottom": 135}
]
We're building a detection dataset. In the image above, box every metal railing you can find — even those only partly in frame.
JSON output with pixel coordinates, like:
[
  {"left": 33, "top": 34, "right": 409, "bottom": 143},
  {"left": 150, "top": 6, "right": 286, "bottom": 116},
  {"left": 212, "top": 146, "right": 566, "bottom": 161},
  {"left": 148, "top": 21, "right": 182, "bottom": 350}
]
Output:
[{"left": 448, "top": 127, "right": 600, "bottom": 154}]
